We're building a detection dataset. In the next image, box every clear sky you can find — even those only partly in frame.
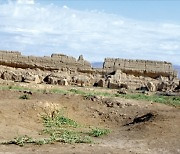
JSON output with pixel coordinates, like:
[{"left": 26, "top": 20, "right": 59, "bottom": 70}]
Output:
[{"left": 0, "top": 0, "right": 180, "bottom": 64}]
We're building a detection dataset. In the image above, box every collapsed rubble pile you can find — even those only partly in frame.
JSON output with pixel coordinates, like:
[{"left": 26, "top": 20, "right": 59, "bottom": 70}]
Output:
[{"left": 0, "top": 50, "right": 179, "bottom": 92}]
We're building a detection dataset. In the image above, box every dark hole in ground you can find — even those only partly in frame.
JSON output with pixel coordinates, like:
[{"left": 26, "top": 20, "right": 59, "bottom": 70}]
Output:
[{"left": 124, "top": 113, "right": 154, "bottom": 126}]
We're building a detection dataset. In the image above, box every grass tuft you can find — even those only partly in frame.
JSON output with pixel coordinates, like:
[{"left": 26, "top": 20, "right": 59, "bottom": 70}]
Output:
[{"left": 89, "top": 128, "right": 110, "bottom": 137}]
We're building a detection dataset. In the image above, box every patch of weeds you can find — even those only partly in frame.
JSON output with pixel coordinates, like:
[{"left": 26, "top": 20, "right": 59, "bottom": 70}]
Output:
[
  {"left": 41, "top": 111, "right": 93, "bottom": 144},
  {"left": 114, "top": 93, "right": 121, "bottom": 97},
  {"left": 84, "top": 91, "right": 112, "bottom": 100},
  {"left": 42, "top": 111, "right": 78, "bottom": 128},
  {"left": 34, "top": 138, "right": 52, "bottom": 145},
  {"left": 57, "top": 130, "right": 92, "bottom": 144},
  {"left": 95, "top": 92, "right": 112, "bottom": 97},
  {"left": 0, "top": 86, "right": 8, "bottom": 90},
  {"left": 3, "top": 109, "right": 110, "bottom": 146},
  {"left": 10, "top": 86, "right": 30, "bottom": 91},
  {"left": 2, "top": 135, "right": 53, "bottom": 146},
  {"left": 2, "top": 135, "right": 34, "bottom": 147},
  {"left": 89, "top": 128, "right": 110, "bottom": 137},
  {"left": 69, "top": 89, "right": 86, "bottom": 95},
  {"left": 0, "top": 85, "right": 34, "bottom": 92},
  {"left": 19, "top": 94, "right": 30, "bottom": 100},
  {"left": 116, "top": 93, "right": 180, "bottom": 107},
  {"left": 50, "top": 88, "right": 68, "bottom": 94}
]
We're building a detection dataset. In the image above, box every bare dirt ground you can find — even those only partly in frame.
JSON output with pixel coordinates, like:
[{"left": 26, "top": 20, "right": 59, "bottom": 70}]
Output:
[{"left": 0, "top": 82, "right": 180, "bottom": 154}]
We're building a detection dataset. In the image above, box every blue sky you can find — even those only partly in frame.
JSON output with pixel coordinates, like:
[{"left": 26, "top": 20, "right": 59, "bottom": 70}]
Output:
[
  {"left": 0, "top": 0, "right": 180, "bottom": 64},
  {"left": 41, "top": 0, "right": 180, "bottom": 22}
]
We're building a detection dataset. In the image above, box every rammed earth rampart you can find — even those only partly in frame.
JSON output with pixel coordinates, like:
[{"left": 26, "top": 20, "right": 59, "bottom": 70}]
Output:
[
  {"left": 0, "top": 50, "right": 91, "bottom": 71},
  {"left": 103, "top": 58, "right": 177, "bottom": 78},
  {"left": 0, "top": 50, "right": 178, "bottom": 78}
]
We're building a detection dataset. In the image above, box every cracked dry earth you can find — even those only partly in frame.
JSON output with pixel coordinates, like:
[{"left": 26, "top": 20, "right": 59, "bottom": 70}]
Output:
[{"left": 0, "top": 86, "right": 180, "bottom": 154}]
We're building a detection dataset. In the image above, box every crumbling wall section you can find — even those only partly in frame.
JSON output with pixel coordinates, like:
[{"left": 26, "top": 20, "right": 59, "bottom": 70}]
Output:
[
  {"left": 0, "top": 51, "right": 91, "bottom": 71},
  {"left": 103, "top": 58, "right": 177, "bottom": 78}
]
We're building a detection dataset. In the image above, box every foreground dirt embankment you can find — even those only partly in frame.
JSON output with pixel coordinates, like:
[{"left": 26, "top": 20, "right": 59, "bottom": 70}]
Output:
[{"left": 0, "top": 82, "right": 179, "bottom": 154}]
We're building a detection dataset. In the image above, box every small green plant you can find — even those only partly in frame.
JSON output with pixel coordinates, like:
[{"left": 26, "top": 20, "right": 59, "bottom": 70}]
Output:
[
  {"left": 42, "top": 113, "right": 78, "bottom": 128},
  {"left": 19, "top": 94, "right": 30, "bottom": 100},
  {"left": 89, "top": 128, "right": 110, "bottom": 137}
]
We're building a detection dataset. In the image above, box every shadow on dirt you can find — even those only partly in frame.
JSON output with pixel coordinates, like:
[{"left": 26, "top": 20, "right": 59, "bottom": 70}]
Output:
[{"left": 124, "top": 113, "right": 154, "bottom": 126}]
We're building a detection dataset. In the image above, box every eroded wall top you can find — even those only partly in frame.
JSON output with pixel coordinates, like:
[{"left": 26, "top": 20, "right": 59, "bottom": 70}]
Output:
[
  {"left": 0, "top": 50, "right": 178, "bottom": 79},
  {"left": 0, "top": 50, "right": 91, "bottom": 71},
  {"left": 103, "top": 58, "right": 177, "bottom": 78}
]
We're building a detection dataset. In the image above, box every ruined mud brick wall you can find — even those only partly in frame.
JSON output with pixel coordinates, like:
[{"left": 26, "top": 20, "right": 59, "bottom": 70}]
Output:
[
  {"left": 103, "top": 58, "right": 177, "bottom": 78},
  {"left": 0, "top": 51, "right": 91, "bottom": 71}
]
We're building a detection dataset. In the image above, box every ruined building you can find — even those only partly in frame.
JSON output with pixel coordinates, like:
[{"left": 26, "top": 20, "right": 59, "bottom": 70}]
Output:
[{"left": 0, "top": 50, "right": 179, "bottom": 92}]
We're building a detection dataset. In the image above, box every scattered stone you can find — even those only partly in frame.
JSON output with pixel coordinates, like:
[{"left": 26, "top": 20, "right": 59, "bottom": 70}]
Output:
[
  {"left": 72, "top": 75, "right": 90, "bottom": 87},
  {"left": 147, "top": 82, "right": 156, "bottom": 92},
  {"left": 117, "top": 88, "right": 127, "bottom": 95}
]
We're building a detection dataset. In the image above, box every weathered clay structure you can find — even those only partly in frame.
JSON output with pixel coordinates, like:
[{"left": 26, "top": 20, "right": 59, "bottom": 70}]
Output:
[
  {"left": 0, "top": 51, "right": 91, "bottom": 71},
  {"left": 103, "top": 58, "right": 177, "bottom": 78},
  {"left": 0, "top": 50, "right": 179, "bottom": 92},
  {"left": 100, "top": 58, "right": 179, "bottom": 91}
]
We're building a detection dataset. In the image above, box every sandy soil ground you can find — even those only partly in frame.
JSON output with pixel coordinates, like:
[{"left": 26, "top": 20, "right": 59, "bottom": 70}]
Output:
[{"left": 0, "top": 83, "right": 179, "bottom": 154}]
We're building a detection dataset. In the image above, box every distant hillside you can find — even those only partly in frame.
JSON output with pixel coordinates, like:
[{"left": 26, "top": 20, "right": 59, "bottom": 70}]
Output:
[{"left": 174, "top": 65, "right": 180, "bottom": 78}]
